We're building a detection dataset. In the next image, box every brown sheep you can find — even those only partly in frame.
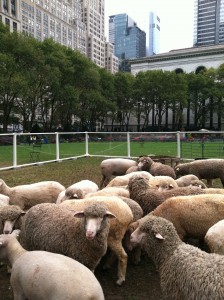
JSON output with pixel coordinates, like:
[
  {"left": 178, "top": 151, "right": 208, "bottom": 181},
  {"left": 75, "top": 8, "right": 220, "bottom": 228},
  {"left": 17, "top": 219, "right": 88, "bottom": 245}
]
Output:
[
  {"left": 137, "top": 156, "right": 176, "bottom": 179},
  {"left": 150, "top": 194, "right": 224, "bottom": 241},
  {"left": 174, "top": 159, "right": 224, "bottom": 187},
  {"left": 128, "top": 175, "right": 205, "bottom": 216}
]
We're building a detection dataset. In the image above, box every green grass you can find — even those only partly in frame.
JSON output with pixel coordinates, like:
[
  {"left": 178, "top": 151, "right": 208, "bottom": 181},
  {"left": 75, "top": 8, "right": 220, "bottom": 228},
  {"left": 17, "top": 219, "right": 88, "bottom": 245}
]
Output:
[
  {"left": 0, "top": 139, "right": 224, "bottom": 170},
  {"left": 0, "top": 156, "right": 222, "bottom": 189}
]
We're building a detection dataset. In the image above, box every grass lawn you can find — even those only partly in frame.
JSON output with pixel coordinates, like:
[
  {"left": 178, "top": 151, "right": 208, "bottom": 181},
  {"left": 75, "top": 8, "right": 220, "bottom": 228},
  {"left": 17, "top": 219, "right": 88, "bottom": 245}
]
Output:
[{"left": 0, "top": 139, "right": 223, "bottom": 170}]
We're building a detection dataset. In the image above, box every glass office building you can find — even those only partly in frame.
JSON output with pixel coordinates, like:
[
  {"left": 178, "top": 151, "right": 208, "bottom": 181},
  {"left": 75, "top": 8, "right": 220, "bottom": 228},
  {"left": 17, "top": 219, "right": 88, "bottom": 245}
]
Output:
[
  {"left": 194, "top": 0, "right": 224, "bottom": 46},
  {"left": 148, "top": 11, "right": 160, "bottom": 55},
  {"left": 109, "top": 14, "right": 146, "bottom": 71}
]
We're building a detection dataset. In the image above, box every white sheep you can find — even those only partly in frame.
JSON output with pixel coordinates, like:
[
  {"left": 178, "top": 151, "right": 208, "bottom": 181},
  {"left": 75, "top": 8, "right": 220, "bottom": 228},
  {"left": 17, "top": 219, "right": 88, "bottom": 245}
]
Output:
[
  {"left": 86, "top": 186, "right": 130, "bottom": 198},
  {"left": 99, "top": 158, "right": 137, "bottom": 188},
  {"left": 130, "top": 215, "right": 224, "bottom": 300},
  {"left": 0, "top": 194, "right": 9, "bottom": 206},
  {"left": 175, "top": 174, "right": 200, "bottom": 187},
  {"left": 0, "top": 230, "right": 105, "bottom": 300},
  {"left": 106, "top": 171, "right": 153, "bottom": 187},
  {"left": 204, "top": 219, "right": 224, "bottom": 255},
  {"left": 61, "top": 196, "right": 134, "bottom": 285},
  {"left": 56, "top": 179, "right": 99, "bottom": 203},
  {"left": 147, "top": 175, "right": 178, "bottom": 191},
  {"left": 0, "top": 179, "right": 65, "bottom": 209}
]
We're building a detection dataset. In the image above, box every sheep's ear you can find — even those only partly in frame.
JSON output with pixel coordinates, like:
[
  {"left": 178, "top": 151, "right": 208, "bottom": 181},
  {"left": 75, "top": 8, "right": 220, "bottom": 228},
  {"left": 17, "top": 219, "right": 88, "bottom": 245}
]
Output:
[
  {"left": 169, "top": 184, "right": 174, "bottom": 189},
  {"left": 73, "top": 211, "right": 85, "bottom": 218},
  {"left": 154, "top": 232, "right": 164, "bottom": 240},
  {"left": 175, "top": 167, "right": 180, "bottom": 171},
  {"left": 105, "top": 211, "right": 116, "bottom": 219}
]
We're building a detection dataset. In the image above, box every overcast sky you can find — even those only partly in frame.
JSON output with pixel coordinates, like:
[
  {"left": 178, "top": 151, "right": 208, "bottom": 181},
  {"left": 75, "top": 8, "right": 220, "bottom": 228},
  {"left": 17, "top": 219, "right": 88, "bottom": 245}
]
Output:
[{"left": 104, "top": 0, "right": 195, "bottom": 53}]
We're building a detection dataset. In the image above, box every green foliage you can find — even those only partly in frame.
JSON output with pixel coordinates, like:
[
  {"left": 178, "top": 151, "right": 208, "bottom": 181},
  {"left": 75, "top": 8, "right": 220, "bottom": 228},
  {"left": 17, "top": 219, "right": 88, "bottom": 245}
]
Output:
[{"left": 0, "top": 22, "right": 223, "bottom": 132}]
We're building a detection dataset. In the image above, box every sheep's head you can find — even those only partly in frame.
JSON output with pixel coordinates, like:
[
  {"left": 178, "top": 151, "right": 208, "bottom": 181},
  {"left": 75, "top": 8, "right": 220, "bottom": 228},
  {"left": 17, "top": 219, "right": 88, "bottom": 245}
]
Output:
[
  {"left": 128, "top": 175, "right": 149, "bottom": 193},
  {"left": 0, "top": 205, "right": 25, "bottom": 234},
  {"left": 137, "top": 156, "right": 153, "bottom": 171},
  {"left": 73, "top": 203, "right": 116, "bottom": 240},
  {"left": 190, "top": 179, "right": 207, "bottom": 189},
  {"left": 130, "top": 215, "right": 181, "bottom": 257}
]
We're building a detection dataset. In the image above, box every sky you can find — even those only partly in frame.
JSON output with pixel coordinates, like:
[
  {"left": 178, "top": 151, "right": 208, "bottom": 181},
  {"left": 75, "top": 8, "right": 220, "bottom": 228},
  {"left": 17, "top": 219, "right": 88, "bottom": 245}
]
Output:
[{"left": 104, "top": 0, "right": 195, "bottom": 54}]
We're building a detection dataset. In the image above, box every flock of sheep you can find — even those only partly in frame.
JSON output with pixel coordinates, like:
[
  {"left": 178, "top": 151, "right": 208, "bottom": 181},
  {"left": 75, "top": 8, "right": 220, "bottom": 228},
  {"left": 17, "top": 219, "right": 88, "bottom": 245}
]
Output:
[{"left": 1, "top": 156, "right": 224, "bottom": 299}]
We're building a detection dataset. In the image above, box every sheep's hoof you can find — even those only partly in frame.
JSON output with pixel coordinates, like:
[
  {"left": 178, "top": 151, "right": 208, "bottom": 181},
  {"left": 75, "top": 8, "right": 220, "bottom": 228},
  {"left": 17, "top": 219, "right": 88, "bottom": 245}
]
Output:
[{"left": 116, "top": 277, "right": 125, "bottom": 286}]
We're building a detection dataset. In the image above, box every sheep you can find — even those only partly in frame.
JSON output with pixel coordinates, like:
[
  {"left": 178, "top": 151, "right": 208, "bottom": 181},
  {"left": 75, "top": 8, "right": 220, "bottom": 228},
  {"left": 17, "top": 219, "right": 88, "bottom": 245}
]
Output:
[
  {"left": 128, "top": 175, "right": 205, "bottom": 216},
  {"left": 130, "top": 214, "right": 224, "bottom": 300},
  {"left": 106, "top": 171, "right": 153, "bottom": 188},
  {"left": 147, "top": 175, "right": 178, "bottom": 191},
  {"left": 189, "top": 179, "right": 207, "bottom": 188},
  {"left": 0, "top": 179, "right": 65, "bottom": 210},
  {"left": 175, "top": 174, "right": 200, "bottom": 187},
  {"left": 150, "top": 194, "right": 224, "bottom": 241},
  {"left": 204, "top": 219, "right": 224, "bottom": 255},
  {"left": 0, "top": 194, "right": 9, "bottom": 205},
  {"left": 86, "top": 186, "right": 130, "bottom": 199},
  {"left": 99, "top": 158, "right": 137, "bottom": 188},
  {"left": 60, "top": 196, "right": 134, "bottom": 285},
  {"left": 137, "top": 156, "right": 176, "bottom": 179},
  {"left": 0, "top": 230, "right": 105, "bottom": 300},
  {"left": 204, "top": 188, "right": 224, "bottom": 194},
  {"left": 174, "top": 159, "right": 224, "bottom": 187},
  {"left": 20, "top": 202, "right": 115, "bottom": 275},
  {"left": 125, "top": 165, "right": 139, "bottom": 174},
  {"left": 56, "top": 180, "right": 99, "bottom": 203},
  {"left": 0, "top": 205, "right": 25, "bottom": 234}
]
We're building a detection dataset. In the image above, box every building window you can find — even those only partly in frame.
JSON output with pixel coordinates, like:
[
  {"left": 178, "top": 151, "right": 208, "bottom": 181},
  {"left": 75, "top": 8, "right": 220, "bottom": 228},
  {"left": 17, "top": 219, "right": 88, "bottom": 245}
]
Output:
[
  {"left": 11, "top": 0, "right": 16, "bottom": 16},
  {"left": 13, "top": 22, "right": 17, "bottom": 31},
  {"left": 5, "top": 18, "right": 10, "bottom": 27},
  {"left": 3, "top": 0, "right": 8, "bottom": 11}
]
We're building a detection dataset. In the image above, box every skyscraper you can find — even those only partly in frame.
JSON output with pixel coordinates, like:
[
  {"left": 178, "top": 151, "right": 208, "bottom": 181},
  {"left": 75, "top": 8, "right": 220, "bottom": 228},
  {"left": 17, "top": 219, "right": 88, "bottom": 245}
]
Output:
[
  {"left": 148, "top": 11, "right": 160, "bottom": 56},
  {"left": 109, "top": 13, "right": 146, "bottom": 71},
  {"left": 194, "top": 0, "right": 224, "bottom": 46},
  {"left": 0, "top": 0, "right": 87, "bottom": 55}
]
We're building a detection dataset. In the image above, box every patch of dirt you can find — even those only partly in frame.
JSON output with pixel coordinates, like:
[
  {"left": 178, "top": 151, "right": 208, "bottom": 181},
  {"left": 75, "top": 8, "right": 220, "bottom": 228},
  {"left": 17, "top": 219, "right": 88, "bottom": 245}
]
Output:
[{"left": 0, "top": 253, "right": 162, "bottom": 300}]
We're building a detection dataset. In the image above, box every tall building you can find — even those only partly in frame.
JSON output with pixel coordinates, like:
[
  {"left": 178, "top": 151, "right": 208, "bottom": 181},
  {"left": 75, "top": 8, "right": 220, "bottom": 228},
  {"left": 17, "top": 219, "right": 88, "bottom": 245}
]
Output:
[
  {"left": 109, "top": 13, "right": 146, "bottom": 71},
  {"left": 0, "top": 0, "right": 118, "bottom": 73},
  {"left": 194, "top": 0, "right": 224, "bottom": 46},
  {"left": 148, "top": 11, "right": 160, "bottom": 56},
  {"left": 0, "top": 0, "right": 87, "bottom": 55}
]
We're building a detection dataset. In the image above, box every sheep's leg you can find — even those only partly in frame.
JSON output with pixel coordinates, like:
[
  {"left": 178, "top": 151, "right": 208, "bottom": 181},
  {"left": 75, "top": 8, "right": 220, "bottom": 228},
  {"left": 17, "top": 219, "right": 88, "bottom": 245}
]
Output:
[
  {"left": 206, "top": 179, "right": 213, "bottom": 188},
  {"left": 99, "top": 175, "right": 106, "bottom": 189},
  {"left": 221, "top": 177, "right": 224, "bottom": 188},
  {"left": 103, "top": 250, "right": 117, "bottom": 269},
  {"left": 107, "top": 240, "right": 128, "bottom": 286}
]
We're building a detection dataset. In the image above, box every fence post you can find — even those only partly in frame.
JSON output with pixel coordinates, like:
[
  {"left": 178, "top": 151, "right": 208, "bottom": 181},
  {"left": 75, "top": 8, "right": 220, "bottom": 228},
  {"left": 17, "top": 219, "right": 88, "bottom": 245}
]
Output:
[
  {"left": 127, "top": 132, "right": 131, "bottom": 158},
  {"left": 13, "top": 133, "right": 17, "bottom": 168},
  {"left": 177, "top": 131, "right": 181, "bottom": 159},
  {"left": 55, "top": 132, "right": 59, "bottom": 161},
  {"left": 85, "top": 132, "right": 89, "bottom": 156}
]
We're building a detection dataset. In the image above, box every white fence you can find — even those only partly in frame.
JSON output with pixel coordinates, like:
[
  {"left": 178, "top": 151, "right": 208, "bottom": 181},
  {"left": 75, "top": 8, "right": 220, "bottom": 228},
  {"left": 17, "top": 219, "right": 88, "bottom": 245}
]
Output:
[{"left": 0, "top": 131, "right": 224, "bottom": 171}]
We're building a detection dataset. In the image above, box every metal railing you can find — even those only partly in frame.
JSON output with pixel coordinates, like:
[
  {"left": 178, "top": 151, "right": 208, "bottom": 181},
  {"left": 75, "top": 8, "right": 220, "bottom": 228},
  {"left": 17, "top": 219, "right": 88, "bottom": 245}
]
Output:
[{"left": 0, "top": 131, "right": 224, "bottom": 170}]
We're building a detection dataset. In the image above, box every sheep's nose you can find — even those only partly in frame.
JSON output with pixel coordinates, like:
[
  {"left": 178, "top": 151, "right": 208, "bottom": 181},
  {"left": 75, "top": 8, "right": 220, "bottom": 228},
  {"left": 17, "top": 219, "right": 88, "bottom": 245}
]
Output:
[{"left": 3, "top": 230, "right": 11, "bottom": 234}]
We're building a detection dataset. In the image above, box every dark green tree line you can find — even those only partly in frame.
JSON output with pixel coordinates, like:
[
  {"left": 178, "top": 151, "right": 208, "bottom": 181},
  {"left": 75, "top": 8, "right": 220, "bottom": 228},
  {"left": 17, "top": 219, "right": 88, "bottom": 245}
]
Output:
[{"left": 0, "top": 23, "right": 224, "bottom": 133}]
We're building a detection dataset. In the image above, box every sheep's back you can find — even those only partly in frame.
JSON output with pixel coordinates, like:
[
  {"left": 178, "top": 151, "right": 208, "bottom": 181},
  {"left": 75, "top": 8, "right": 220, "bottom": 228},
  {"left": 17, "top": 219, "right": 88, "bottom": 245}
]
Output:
[
  {"left": 151, "top": 194, "right": 224, "bottom": 240},
  {"left": 160, "top": 243, "right": 224, "bottom": 299}
]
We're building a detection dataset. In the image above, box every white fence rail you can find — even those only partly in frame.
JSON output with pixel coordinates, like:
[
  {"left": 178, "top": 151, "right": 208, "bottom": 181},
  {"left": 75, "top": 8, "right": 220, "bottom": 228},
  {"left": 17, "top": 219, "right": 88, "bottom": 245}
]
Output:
[{"left": 0, "top": 131, "right": 224, "bottom": 171}]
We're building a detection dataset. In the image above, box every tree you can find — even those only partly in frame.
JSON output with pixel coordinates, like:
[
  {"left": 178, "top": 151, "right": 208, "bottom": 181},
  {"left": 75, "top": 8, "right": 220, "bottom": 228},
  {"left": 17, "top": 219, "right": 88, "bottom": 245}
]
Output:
[{"left": 114, "top": 72, "right": 135, "bottom": 131}]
